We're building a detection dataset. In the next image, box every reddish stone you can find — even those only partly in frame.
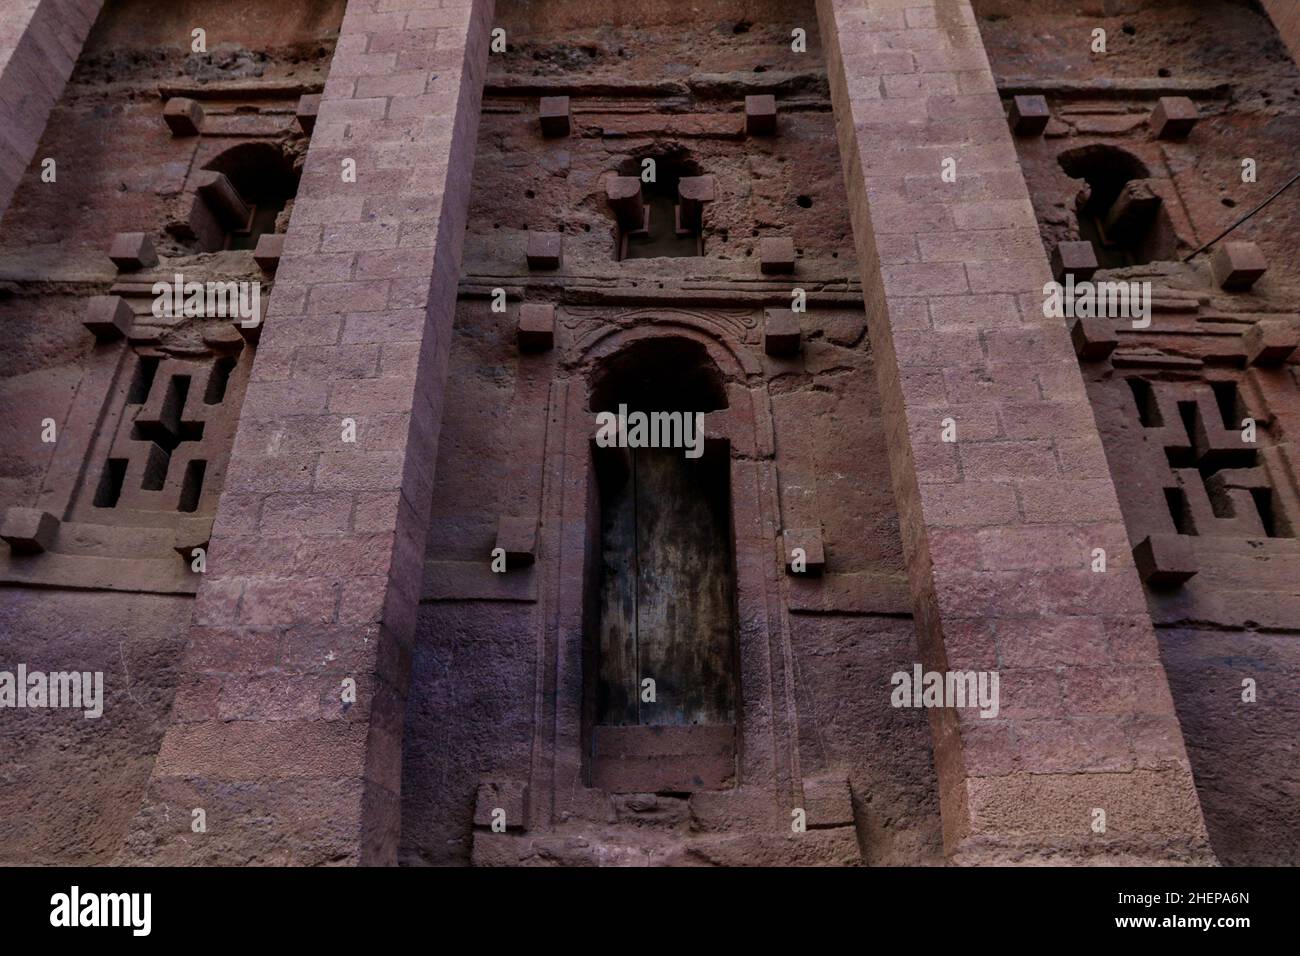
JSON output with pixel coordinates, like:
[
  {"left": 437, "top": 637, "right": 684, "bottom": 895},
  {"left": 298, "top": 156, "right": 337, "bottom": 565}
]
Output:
[
  {"left": 1211, "top": 241, "right": 1268, "bottom": 290},
  {"left": 1070, "top": 317, "right": 1118, "bottom": 361},
  {"left": 745, "top": 94, "right": 777, "bottom": 135},
  {"left": 162, "top": 97, "right": 204, "bottom": 136},
  {"left": 296, "top": 93, "right": 321, "bottom": 134},
  {"left": 1150, "top": 96, "right": 1199, "bottom": 139},
  {"left": 1, "top": 507, "right": 59, "bottom": 554},
  {"left": 782, "top": 528, "right": 825, "bottom": 575},
  {"left": 1243, "top": 318, "right": 1297, "bottom": 366},
  {"left": 495, "top": 516, "right": 537, "bottom": 568},
  {"left": 764, "top": 307, "right": 801, "bottom": 355},
  {"left": 516, "top": 303, "right": 555, "bottom": 352},
  {"left": 1133, "top": 534, "right": 1197, "bottom": 587},
  {"left": 108, "top": 232, "right": 158, "bottom": 271},
  {"left": 526, "top": 230, "right": 562, "bottom": 270},
  {"left": 538, "top": 95, "right": 571, "bottom": 137},
  {"left": 82, "top": 294, "right": 133, "bottom": 341},
  {"left": 253, "top": 233, "right": 285, "bottom": 274},
  {"left": 1009, "top": 94, "right": 1050, "bottom": 136},
  {"left": 1051, "top": 240, "right": 1098, "bottom": 282},
  {"left": 759, "top": 236, "right": 795, "bottom": 274}
]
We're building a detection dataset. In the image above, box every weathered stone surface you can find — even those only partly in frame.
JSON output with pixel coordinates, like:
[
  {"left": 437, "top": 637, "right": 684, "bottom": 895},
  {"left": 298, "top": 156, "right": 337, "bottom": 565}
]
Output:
[{"left": 162, "top": 96, "right": 204, "bottom": 136}]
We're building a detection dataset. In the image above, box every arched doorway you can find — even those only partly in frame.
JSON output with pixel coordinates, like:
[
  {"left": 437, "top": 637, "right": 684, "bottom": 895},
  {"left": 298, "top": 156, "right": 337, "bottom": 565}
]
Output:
[{"left": 586, "top": 337, "right": 739, "bottom": 792}]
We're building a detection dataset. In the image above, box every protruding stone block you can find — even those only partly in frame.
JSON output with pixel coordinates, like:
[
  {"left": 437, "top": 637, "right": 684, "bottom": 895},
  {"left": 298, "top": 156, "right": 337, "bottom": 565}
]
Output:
[
  {"left": 1009, "top": 94, "right": 1050, "bottom": 136},
  {"left": 1243, "top": 319, "right": 1297, "bottom": 366},
  {"left": 1051, "top": 240, "right": 1098, "bottom": 282},
  {"left": 677, "top": 174, "right": 716, "bottom": 233},
  {"left": 173, "top": 517, "right": 214, "bottom": 559},
  {"left": 495, "top": 516, "right": 537, "bottom": 568},
  {"left": 1103, "top": 179, "right": 1161, "bottom": 237},
  {"left": 296, "top": 93, "right": 321, "bottom": 134},
  {"left": 233, "top": 298, "right": 263, "bottom": 345},
  {"left": 802, "top": 775, "right": 854, "bottom": 829},
  {"left": 162, "top": 97, "right": 205, "bottom": 136},
  {"left": 782, "top": 527, "right": 825, "bottom": 575},
  {"left": 605, "top": 176, "right": 645, "bottom": 231},
  {"left": 473, "top": 780, "right": 530, "bottom": 831},
  {"left": 195, "top": 170, "right": 252, "bottom": 231},
  {"left": 1150, "top": 96, "right": 1198, "bottom": 139},
  {"left": 759, "top": 236, "right": 795, "bottom": 274},
  {"left": 82, "top": 295, "right": 134, "bottom": 341},
  {"left": 1133, "top": 534, "right": 1197, "bottom": 587},
  {"left": 108, "top": 232, "right": 158, "bottom": 271},
  {"left": 745, "top": 94, "right": 777, "bottom": 136},
  {"left": 253, "top": 233, "right": 285, "bottom": 274},
  {"left": 764, "top": 308, "right": 801, "bottom": 356},
  {"left": 1069, "top": 317, "right": 1119, "bottom": 361},
  {"left": 1, "top": 508, "right": 58, "bottom": 554},
  {"left": 526, "top": 231, "right": 562, "bottom": 270},
  {"left": 538, "top": 95, "right": 571, "bottom": 137},
  {"left": 517, "top": 303, "right": 555, "bottom": 352},
  {"left": 1211, "top": 241, "right": 1268, "bottom": 291}
]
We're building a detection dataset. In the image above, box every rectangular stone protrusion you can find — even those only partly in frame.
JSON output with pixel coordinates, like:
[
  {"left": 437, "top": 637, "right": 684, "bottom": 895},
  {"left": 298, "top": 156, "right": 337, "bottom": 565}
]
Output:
[
  {"left": 1, "top": 507, "right": 59, "bottom": 554},
  {"left": 538, "top": 95, "right": 571, "bottom": 137},
  {"left": 1070, "top": 317, "right": 1119, "bottom": 361},
  {"left": 233, "top": 298, "right": 263, "bottom": 345},
  {"left": 517, "top": 303, "right": 555, "bottom": 352},
  {"left": 1009, "top": 94, "right": 1050, "bottom": 136},
  {"left": 802, "top": 775, "right": 855, "bottom": 829},
  {"left": 1103, "top": 179, "right": 1161, "bottom": 237},
  {"left": 473, "top": 780, "right": 530, "bottom": 831},
  {"left": 1211, "top": 241, "right": 1268, "bottom": 291},
  {"left": 1051, "top": 240, "right": 1098, "bottom": 282},
  {"left": 1134, "top": 534, "right": 1197, "bottom": 587},
  {"left": 1150, "top": 96, "right": 1199, "bottom": 139},
  {"left": 174, "top": 517, "right": 214, "bottom": 559},
  {"left": 162, "top": 97, "right": 205, "bottom": 136},
  {"left": 745, "top": 94, "right": 777, "bottom": 136},
  {"left": 195, "top": 170, "right": 253, "bottom": 231},
  {"left": 764, "top": 308, "right": 801, "bottom": 356},
  {"left": 678, "top": 174, "right": 716, "bottom": 232},
  {"left": 605, "top": 176, "right": 645, "bottom": 231},
  {"left": 495, "top": 516, "right": 537, "bottom": 568},
  {"left": 526, "top": 230, "right": 561, "bottom": 270},
  {"left": 82, "top": 295, "right": 134, "bottom": 341},
  {"left": 1243, "top": 319, "right": 1297, "bottom": 366},
  {"left": 253, "top": 233, "right": 285, "bottom": 274},
  {"left": 109, "top": 232, "right": 158, "bottom": 271},
  {"left": 782, "top": 527, "right": 825, "bottom": 575},
  {"left": 759, "top": 236, "right": 795, "bottom": 274},
  {"left": 296, "top": 93, "right": 321, "bottom": 134}
]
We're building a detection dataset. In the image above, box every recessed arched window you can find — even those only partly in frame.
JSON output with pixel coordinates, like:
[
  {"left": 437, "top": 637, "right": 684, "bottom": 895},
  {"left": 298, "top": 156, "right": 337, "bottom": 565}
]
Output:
[
  {"left": 1057, "top": 144, "right": 1178, "bottom": 267},
  {"left": 585, "top": 337, "right": 737, "bottom": 791},
  {"left": 200, "top": 143, "right": 300, "bottom": 250},
  {"left": 614, "top": 153, "right": 708, "bottom": 259}
]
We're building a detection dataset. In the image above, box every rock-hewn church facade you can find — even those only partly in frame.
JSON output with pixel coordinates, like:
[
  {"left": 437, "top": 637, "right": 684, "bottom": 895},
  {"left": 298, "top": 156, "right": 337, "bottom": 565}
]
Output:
[{"left": 0, "top": 0, "right": 1296, "bottom": 866}]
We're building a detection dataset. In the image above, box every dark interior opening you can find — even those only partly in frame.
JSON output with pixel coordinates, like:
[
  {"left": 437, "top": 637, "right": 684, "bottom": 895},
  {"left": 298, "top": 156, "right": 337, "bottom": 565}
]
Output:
[
  {"left": 93, "top": 458, "right": 127, "bottom": 508},
  {"left": 617, "top": 152, "right": 704, "bottom": 259},
  {"left": 1057, "top": 144, "right": 1178, "bottom": 267},
  {"left": 202, "top": 143, "right": 300, "bottom": 250}
]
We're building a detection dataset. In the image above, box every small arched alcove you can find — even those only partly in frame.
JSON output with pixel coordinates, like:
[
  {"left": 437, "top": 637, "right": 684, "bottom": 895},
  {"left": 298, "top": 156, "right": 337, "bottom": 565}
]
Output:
[
  {"left": 615, "top": 150, "right": 706, "bottom": 259},
  {"left": 583, "top": 336, "right": 739, "bottom": 792},
  {"left": 1057, "top": 144, "right": 1178, "bottom": 267},
  {"left": 201, "top": 143, "right": 301, "bottom": 250}
]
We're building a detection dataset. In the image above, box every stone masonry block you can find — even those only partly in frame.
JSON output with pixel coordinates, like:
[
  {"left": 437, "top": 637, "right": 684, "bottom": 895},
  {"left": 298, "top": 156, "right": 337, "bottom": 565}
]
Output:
[
  {"left": 745, "top": 94, "right": 777, "bottom": 136},
  {"left": 802, "top": 774, "right": 855, "bottom": 828},
  {"left": 1051, "top": 240, "right": 1098, "bottom": 282},
  {"left": 253, "top": 233, "right": 285, "bottom": 274},
  {"left": 678, "top": 174, "right": 716, "bottom": 232},
  {"left": 108, "top": 232, "right": 158, "bottom": 271},
  {"left": 495, "top": 516, "right": 537, "bottom": 568},
  {"left": 296, "top": 94, "right": 321, "bottom": 134},
  {"left": 782, "top": 527, "right": 825, "bottom": 575},
  {"left": 517, "top": 303, "right": 555, "bottom": 352},
  {"left": 1009, "top": 95, "right": 1050, "bottom": 136},
  {"left": 526, "top": 230, "right": 562, "bottom": 270},
  {"left": 605, "top": 176, "right": 644, "bottom": 231},
  {"left": 473, "top": 780, "right": 529, "bottom": 831},
  {"left": 538, "top": 95, "right": 570, "bottom": 137},
  {"left": 760, "top": 236, "right": 795, "bottom": 274},
  {"left": 1243, "top": 319, "right": 1297, "bottom": 366},
  {"left": 82, "top": 294, "right": 133, "bottom": 341},
  {"left": 195, "top": 170, "right": 252, "bottom": 231},
  {"left": 1211, "top": 241, "right": 1268, "bottom": 291},
  {"left": 1150, "top": 96, "right": 1199, "bottom": 139},
  {"left": 764, "top": 308, "right": 801, "bottom": 356},
  {"left": 162, "top": 97, "right": 205, "bottom": 136},
  {"left": 1133, "top": 534, "right": 1197, "bottom": 587},
  {"left": 1069, "top": 317, "right": 1118, "bottom": 361},
  {"left": 173, "top": 517, "right": 214, "bottom": 559},
  {"left": 1, "top": 507, "right": 59, "bottom": 554}
]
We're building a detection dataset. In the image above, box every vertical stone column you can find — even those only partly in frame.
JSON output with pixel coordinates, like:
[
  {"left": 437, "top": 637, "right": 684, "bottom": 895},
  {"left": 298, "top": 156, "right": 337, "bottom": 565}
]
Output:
[
  {"left": 1262, "top": 0, "right": 1300, "bottom": 68},
  {"left": 816, "top": 0, "right": 1212, "bottom": 862},
  {"left": 123, "top": 0, "right": 495, "bottom": 865},
  {"left": 0, "top": 0, "right": 103, "bottom": 223}
]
